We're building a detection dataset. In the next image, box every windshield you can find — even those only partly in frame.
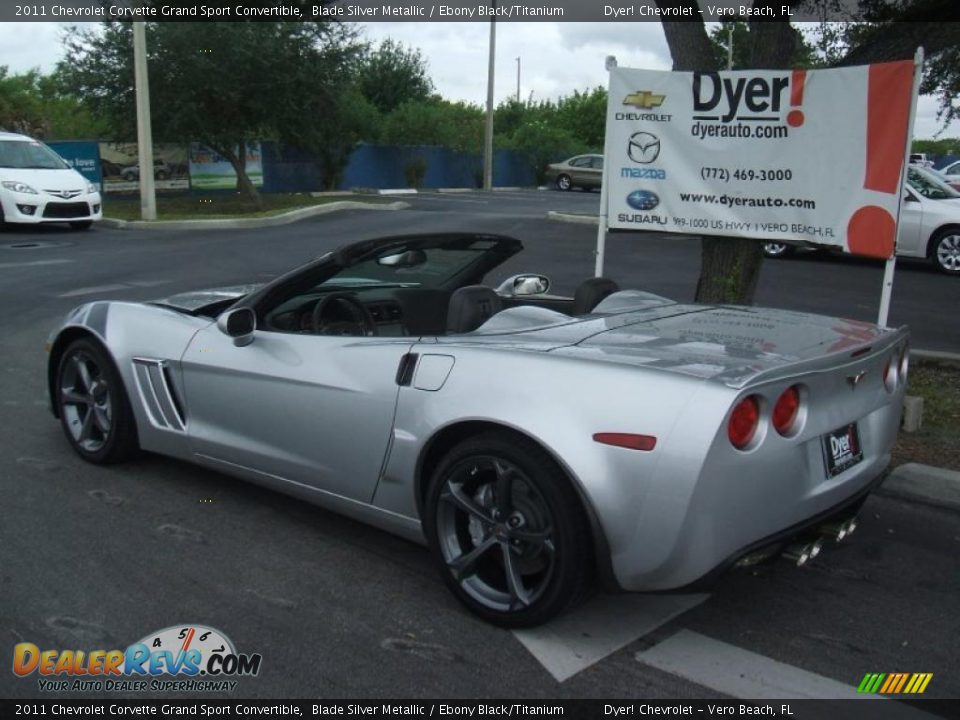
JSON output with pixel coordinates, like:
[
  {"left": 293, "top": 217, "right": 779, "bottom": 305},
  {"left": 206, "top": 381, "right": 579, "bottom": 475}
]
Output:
[
  {"left": 0, "top": 140, "right": 70, "bottom": 170},
  {"left": 320, "top": 240, "right": 502, "bottom": 289},
  {"left": 907, "top": 166, "right": 960, "bottom": 200}
]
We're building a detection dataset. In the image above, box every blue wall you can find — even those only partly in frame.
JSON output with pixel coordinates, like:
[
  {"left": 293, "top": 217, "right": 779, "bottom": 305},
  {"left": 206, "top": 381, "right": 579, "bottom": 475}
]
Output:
[{"left": 262, "top": 142, "right": 536, "bottom": 192}]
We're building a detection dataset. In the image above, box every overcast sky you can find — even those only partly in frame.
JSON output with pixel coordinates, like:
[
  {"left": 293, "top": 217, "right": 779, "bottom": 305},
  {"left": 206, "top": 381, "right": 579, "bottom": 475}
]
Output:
[{"left": 0, "top": 21, "right": 954, "bottom": 139}]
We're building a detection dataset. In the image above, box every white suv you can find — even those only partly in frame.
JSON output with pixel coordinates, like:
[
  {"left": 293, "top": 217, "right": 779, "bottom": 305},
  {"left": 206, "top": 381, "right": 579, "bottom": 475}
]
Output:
[{"left": 0, "top": 131, "right": 102, "bottom": 230}]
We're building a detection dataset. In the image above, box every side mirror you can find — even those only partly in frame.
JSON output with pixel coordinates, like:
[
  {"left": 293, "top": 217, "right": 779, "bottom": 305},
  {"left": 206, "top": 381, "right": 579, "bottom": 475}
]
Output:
[
  {"left": 217, "top": 307, "right": 256, "bottom": 347},
  {"left": 496, "top": 274, "right": 551, "bottom": 297}
]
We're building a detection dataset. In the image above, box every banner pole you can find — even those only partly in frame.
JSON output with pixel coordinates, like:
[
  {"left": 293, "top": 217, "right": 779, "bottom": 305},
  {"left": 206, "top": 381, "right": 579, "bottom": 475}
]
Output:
[
  {"left": 878, "top": 47, "right": 923, "bottom": 328},
  {"left": 595, "top": 57, "right": 617, "bottom": 277}
]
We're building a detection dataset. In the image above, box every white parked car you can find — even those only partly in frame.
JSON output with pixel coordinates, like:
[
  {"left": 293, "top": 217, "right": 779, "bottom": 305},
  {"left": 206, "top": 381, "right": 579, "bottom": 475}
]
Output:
[
  {"left": 0, "top": 131, "right": 102, "bottom": 230},
  {"left": 938, "top": 159, "right": 960, "bottom": 181},
  {"left": 764, "top": 166, "right": 960, "bottom": 275}
]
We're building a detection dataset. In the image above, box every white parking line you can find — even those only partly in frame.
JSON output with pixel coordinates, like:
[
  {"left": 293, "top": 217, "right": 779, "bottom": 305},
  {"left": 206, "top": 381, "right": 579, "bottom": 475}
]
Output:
[
  {"left": 0, "top": 259, "right": 74, "bottom": 270},
  {"left": 513, "top": 593, "right": 707, "bottom": 682},
  {"left": 636, "top": 629, "right": 939, "bottom": 716},
  {"left": 58, "top": 284, "right": 135, "bottom": 298},
  {"left": 412, "top": 194, "right": 490, "bottom": 204}
]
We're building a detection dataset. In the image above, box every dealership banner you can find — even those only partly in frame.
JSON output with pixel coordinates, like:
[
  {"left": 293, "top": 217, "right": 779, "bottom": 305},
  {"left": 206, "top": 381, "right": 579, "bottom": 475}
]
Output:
[{"left": 604, "top": 61, "right": 916, "bottom": 259}]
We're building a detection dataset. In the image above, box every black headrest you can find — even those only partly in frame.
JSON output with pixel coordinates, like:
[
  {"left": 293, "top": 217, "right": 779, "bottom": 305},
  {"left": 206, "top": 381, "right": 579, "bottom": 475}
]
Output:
[
  {"left": 573, "top": 277, "right": 620, "bottom": 315},
  {"left": 446, "top": 286, "right": 503, "bottom": 334}
]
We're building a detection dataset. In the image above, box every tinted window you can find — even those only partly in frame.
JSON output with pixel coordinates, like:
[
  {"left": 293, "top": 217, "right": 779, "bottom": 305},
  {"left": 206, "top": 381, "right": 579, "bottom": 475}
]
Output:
[
  {"left": 0, "top": 140, "right": 69, "bottom": 170},
  {"left": 907, "top": 167, "right": 960, "bottom": 200}
]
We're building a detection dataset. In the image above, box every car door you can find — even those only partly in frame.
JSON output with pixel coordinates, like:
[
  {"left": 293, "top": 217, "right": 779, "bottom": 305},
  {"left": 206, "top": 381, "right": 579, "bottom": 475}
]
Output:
[
  {"left": 588, "top": 156, "right": 604, "bottom": 188},
  {"left": 568, "top": 156, "right": 592, "bottom": 186},
  {"left": 896, "top": 188, "right": 924, "bottom": 257},
  {"left": 180, "top": 324, "right": 414, "bottom": 503}
]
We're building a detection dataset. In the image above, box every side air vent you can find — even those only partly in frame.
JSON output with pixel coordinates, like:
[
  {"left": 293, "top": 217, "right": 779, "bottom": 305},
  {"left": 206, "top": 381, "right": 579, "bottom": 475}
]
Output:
[{"left": 132, "top": 358, "right": 187, "bottom": 432}]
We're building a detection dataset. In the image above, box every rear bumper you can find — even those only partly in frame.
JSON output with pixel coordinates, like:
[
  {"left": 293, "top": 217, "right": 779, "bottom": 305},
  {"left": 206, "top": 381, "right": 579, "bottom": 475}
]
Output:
[{"left": 668, "top": 466, "right": 885, "bottom": 593}]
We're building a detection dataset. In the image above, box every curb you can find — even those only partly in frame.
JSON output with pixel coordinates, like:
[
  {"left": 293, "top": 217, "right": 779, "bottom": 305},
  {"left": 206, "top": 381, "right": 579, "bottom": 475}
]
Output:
[
  {"left": 879, "top": 463, "right": 960, "bottom": 512},
  {"left": 101, "top": 200, "right": 409, "bottom": 231},
  {"left": 547, "top": 210, "right": 599, "bottom": 225},
  {"left": 912, "top": 349, "right": 960, "bottom": 364}
]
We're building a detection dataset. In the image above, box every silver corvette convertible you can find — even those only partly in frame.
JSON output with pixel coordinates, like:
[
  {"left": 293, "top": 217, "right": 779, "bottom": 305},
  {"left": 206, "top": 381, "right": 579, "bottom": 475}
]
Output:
[{"left": 48, "top": 233, "right": 908, "bottom": 626}]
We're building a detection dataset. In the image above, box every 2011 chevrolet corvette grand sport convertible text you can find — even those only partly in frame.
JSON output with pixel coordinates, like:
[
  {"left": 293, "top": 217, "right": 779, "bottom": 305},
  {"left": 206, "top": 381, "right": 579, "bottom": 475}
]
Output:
[{"left": 47, "top": 233, "right": 908, "bottom": 626}]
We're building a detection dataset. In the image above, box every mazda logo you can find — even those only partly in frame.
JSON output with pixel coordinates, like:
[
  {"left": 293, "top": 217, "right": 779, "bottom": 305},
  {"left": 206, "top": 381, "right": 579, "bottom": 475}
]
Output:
[{"left": 628, "top": 132, "right": 660, "bottom": 164}]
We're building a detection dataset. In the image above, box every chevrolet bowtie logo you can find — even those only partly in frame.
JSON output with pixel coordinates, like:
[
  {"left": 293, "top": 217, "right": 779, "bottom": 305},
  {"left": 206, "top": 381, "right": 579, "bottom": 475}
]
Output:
[
  {"left": 846, "top": 371, "right": 867, "bottom": 389},
  {"left": 623, "top": 91, "right": 666, "bottom": 110}
]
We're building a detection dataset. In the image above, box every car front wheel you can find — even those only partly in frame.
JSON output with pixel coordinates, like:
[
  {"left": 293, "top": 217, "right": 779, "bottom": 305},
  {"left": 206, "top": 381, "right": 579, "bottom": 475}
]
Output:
[
  {"left": 931, "top": 229, "right": 960, "bottom": 275},
  {"left": 762, "top": 242, "right": 794, "bottom": 259},
  {"left": 424, "top": 432, "right": 591, "bottom": 627},
  {"left": 556, "top": 174, "right": 572, "bottom": 191},
  {"left": 57, "top": 338, "right": 138, "bottom": 464}
]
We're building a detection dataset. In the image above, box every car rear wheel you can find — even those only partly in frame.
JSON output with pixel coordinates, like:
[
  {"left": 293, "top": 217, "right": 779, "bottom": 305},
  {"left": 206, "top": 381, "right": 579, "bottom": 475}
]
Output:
[
  {"left": 556, "top": 174, "right": 572, "bottom": 191},
  {"left": 70, "top": 221, "right": 93, "bottom": 231},
  {"left": 762, "top": 242, "right": 794, "bottom": 259},
  {"left": 931, "top": 229, "right": 960, "bottom": 275},
  {"left": 424, "top": 432, "right": 591, "bottom": 627},
  {"left": 57, "top": 338, "right": 138, "bottom": 464}
]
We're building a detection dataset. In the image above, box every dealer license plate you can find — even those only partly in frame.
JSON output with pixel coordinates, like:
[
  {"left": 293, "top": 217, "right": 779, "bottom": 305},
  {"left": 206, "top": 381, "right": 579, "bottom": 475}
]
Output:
[{"left": 822, "top": 423, "right": 864, "bottom": 478}]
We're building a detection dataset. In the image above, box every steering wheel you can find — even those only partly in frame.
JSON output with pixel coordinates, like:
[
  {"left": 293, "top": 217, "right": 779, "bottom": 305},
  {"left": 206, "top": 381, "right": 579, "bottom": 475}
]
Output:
[{"left": 311, "top": 292, "right": 378, "bottom": 336}]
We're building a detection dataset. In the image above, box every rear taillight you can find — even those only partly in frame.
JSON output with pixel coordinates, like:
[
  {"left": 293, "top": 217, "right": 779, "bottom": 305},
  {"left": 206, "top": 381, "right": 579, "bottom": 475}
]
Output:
[
  {"left": 772, "top": 385, "right": 801, "bottom": 436},
  {"left": 728, "top": 395, "right": 760, "bottom": 450}
]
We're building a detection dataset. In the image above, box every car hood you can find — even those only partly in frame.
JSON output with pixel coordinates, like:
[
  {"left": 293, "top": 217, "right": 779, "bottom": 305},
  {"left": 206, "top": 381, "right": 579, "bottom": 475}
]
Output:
[
  {"left": 484, "top": 304, "right": 898, "bottom": 388},
  {"left": 151, "top": 285, "right": 262, "bottom": 313},
  {"left": 0, "top": 167, "right": 88, "bottom": 191}
]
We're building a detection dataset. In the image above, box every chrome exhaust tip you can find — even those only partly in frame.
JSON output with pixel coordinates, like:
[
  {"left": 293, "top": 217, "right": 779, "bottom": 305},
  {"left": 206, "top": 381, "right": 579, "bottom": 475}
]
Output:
[
  {"left": 818, "top": 516, "right": 859, "bottom": 542},
  {"left": 782, "top": 539, "right": 822, "bottom": 567},
  {"left": 818, "top": 521, "right": 849, "bottom": 542}
]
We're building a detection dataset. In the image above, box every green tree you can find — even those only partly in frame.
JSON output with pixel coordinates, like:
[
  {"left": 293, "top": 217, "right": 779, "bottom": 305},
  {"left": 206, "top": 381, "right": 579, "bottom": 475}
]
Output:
[
  {"left": 355, "top": 38, "right": 433, "bottom": 114},
  {"left": 59, "top": 21, "right": 363, "bottom": 205},
  {"left": 0, "top": 67, "right": 45, "bottom": 135},
  {"left": 912, "top": 138, "right": 960, "bottom": 156},
  {"left": 555, "top": 88, "right": 607, "bottom": 150},
  {"left": 0, "top": 66, "right": 106, "bottom": 139},
  {"left": 381, "top": 99, "right": 484, "bottom": 153},
  {"left": 708, "top": 21, "right": 817, "bottom": 70},
  {"left": 502, "top": 120, "right": 587, "bottom": 185}
]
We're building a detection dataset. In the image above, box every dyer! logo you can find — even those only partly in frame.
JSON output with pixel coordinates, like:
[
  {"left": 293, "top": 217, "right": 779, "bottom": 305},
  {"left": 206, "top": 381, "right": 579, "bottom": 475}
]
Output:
[
  {"left": 692, "top": 70, "right": 806, "bottom": 127},
  {"left": 13, "top": 624, "right": 261, "bottom": 679}
]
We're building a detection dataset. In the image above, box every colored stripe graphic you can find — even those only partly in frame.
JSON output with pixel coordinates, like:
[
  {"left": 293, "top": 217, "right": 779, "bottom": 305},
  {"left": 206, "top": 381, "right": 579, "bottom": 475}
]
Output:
[
  {"left": 858, "top": 672, "right": 932, "bottom": 694},
  {"left": 863, "top": 60, "right": 914, "bottom": 195}
]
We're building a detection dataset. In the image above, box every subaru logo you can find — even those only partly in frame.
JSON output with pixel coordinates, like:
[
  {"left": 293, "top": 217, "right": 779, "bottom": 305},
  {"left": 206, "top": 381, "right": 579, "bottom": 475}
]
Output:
[
  {"left": 628, "top": 132, "right": 660, "bottom": 164},
  {"left": 626, "top": 190, "right": 659, "bottom": 211}
]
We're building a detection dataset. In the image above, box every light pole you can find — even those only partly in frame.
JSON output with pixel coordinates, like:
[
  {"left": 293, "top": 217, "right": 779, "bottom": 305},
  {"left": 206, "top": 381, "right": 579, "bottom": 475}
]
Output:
[
  {"left": 132, "top": 21, "right": 156, "bottom": 221},
  {"left": 515, "top": 56, "right": 520, "bottom": 103},
  {"left": 482, "top": 11, "right": 496, "bottom": 191}
]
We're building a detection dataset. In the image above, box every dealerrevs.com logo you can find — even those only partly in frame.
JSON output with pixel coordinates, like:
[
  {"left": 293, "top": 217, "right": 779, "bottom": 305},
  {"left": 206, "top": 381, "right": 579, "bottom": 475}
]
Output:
[{"left": 13, "top": 624, "right": 262, "bottom": 693}]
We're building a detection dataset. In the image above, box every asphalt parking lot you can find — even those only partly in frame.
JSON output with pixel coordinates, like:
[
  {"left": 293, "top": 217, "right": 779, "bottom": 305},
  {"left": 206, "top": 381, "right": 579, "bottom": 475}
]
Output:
[{"left": 1, "top": 191, "right": 958, "bottom": 710}]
